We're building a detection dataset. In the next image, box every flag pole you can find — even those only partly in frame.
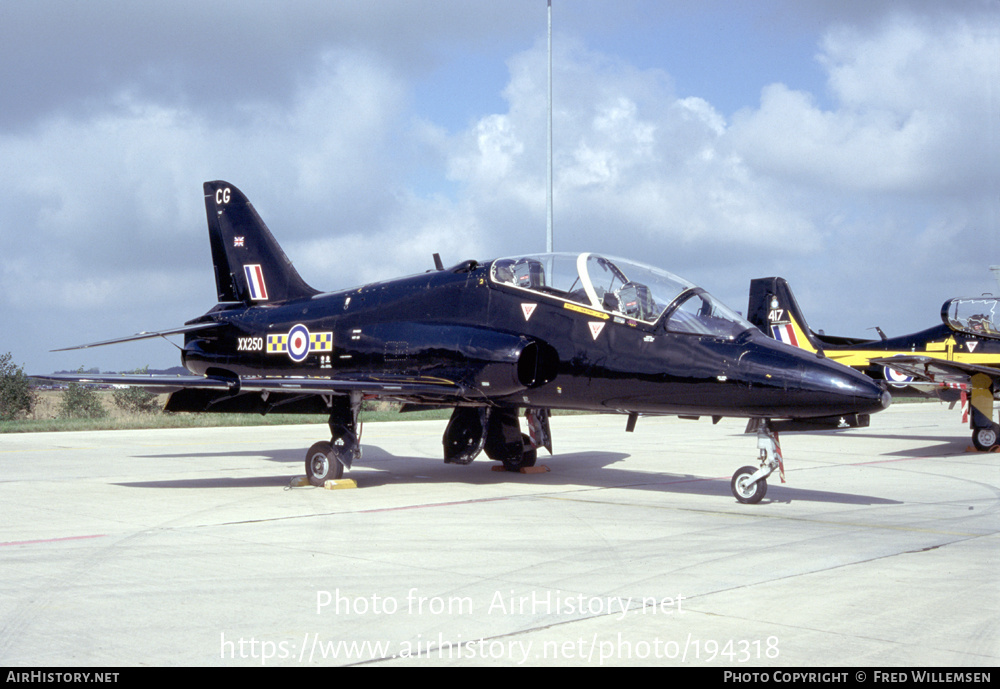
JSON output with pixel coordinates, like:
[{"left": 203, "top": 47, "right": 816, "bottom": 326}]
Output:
[{"left": 546, "top": 0, "right": 554, "bottom": 253}]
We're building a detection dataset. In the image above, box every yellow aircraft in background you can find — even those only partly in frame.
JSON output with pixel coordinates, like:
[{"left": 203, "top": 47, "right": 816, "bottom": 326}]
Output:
[{"left": 748, "top": 277, "right": 1000, "bottom": 450}]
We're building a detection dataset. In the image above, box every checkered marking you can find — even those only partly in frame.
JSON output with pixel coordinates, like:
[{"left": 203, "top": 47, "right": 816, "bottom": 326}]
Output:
[{"left": 267, "top": 324, "right": 333, "bottom": 362}]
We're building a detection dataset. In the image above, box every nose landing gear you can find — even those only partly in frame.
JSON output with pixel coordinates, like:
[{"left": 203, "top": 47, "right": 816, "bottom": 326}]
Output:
[{"left": 731, "top": 420, "right": 785, "bottom": 504}]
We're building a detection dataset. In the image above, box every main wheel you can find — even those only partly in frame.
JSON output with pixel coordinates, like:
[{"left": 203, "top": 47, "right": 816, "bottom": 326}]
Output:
[
  {"left": 972, "top": 426, "right": 999, "bottom": 452},
  {"left": 731, "top": 465, "right": 767, "bottom": 504},
  {"left": 306, "top": 441, "right": 345, "bottom": 487},
  {"left": 501, "top": 433, "right": 537, "bottom": 472},
  {"left": 444, "top": 407, "right": 487, "bottom": 463}
]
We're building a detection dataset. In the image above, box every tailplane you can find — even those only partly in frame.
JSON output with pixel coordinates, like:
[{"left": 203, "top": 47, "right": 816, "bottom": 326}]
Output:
[
  {"left": 204, "top": 181, "right": 319, "bottom": 304},
  {"left": 747, "top": 277, "right": 823, "bottom": 353}
]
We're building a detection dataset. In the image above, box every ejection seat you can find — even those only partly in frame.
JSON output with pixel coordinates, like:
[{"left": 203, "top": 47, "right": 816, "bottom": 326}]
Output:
[
  {"left": 614, "top": 282, "right": 655, "bottom": 321},
  {"left": 511, "top": 258, "right": 545, "bottom": 290}
]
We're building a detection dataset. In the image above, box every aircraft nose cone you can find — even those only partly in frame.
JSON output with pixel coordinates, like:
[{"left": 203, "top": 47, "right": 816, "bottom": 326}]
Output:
[
  {"left": 798, "top": 355, "right": 891, "bottom": 416},
  {"left": 737, "top": 337, "right": 891, "bottom": 418}
]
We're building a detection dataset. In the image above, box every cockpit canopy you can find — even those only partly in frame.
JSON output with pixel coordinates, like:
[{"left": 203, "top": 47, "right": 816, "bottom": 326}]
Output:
[
  {"left": 943, "top": 297, "right": 1000, "bottom": 339},
  {"left": 490, "top": 252, "right": 752, "bottom": 340}
]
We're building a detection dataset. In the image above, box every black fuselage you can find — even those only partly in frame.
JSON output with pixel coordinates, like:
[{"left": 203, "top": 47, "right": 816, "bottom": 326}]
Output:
[{"left": 180, "top": 259, "right": 888, "bottom": 421}]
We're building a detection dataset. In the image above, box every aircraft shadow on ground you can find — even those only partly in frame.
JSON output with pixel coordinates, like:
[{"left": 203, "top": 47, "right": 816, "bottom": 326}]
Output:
[
  {"left": 782, "top": 427, "right": 971, "bottom": 456},
  {"left": 116, "top": 444, "right": 900, "bottom": 505},
  {"left": 834, "top": 433, "right": 976, "bottom": 458},
  {"left": 113, "top": 475, "right": 299, "bottom": 489}
]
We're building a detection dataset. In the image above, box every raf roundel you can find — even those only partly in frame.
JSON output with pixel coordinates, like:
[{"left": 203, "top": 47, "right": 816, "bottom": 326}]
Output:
[
  {"left": 287, "top": 324, "right": 311, "bottom": 362},
  {"left": 883, "top": 363, "right": 914, "bottom": 388}
]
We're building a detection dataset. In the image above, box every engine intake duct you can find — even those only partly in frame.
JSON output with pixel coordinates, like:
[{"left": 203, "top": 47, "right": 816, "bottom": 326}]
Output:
[{"left": 517, "top": 340, "right": 559, "bottom": 388}]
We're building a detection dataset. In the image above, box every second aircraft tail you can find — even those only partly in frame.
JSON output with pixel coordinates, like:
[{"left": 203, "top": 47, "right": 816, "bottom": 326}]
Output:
[{"left": 747, "top": 277, "right": 824, "bottom": 353}]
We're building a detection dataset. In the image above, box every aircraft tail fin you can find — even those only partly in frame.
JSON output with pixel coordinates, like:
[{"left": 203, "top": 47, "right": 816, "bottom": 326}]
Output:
[
  {"left": 747, "top": 277, "right": 822, "bottom": 353},
  {"left": 203, "top": 181, "right": 319, "bottom": 304}
]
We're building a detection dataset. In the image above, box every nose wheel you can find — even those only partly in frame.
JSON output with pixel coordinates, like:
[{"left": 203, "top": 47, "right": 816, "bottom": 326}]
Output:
[
  {"left": 732, "top": 420, "right": 785, "bottom": 504},
  {"left": 731, "top": 465, "right": 767, "bottom": 503}
]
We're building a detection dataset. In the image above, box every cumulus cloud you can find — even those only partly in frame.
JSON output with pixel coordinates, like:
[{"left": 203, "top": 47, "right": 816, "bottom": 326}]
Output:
[
  {"left": 721, "top": 12, "right": 1000, "bottom": 332},
  {"left": 729, "top": 15, "right": 1000, "bottom": 195},
  {"left": 0, "top": 49, "right": 408, "bottom": 292},
  {"left": 440, "top": 37, "right": 822, "bottom": 269}
]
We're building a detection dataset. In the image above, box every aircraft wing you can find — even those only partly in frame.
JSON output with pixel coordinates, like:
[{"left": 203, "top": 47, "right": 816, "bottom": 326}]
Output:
[
  {"left": 869, "top": 356, "right": 999, "bottom": 385},
  {"left": 238, "top": 375, "right": 466, "bottom": 397},
  {"left": 35, "top": 371, "right": 238, "bottom": 392},
  {"left": 33, "top": 371, "right": 467, "bottom": 398}
]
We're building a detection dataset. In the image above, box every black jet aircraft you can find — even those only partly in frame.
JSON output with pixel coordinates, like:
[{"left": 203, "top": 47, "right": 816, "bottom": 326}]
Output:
[
  {"left": 748, "top": 276, "right": 1000, "bottom": 450},
  {"left": 41, "top": 181, "right": 890, "bottom": 504}
]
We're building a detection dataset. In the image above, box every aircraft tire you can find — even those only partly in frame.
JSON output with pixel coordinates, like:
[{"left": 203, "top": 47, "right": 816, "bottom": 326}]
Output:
[
  {"left": 972, "top": 426, "right": 999, "bottom": 452},
  {"left": 501, "top": 434, "right": 537, "bottom": 472},
  {"left": 444, "top": 407, "right": 487, "bottom": 464},
  {"left": 306, "top": 441, "right": 344, "bottom": 486},
  {"left": 731, "top": 465, "right": 767, "bottom": 504}
]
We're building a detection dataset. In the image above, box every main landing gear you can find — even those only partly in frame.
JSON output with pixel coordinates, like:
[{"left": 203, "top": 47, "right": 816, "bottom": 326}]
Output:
[
  {"left": 968, "top": 374, "right": 1000, "bottom": 451},
  {"left": 305, "top": 393, "right": 362, "bottom": 487},
  {"left": 303, "top": 400, "right": 549, "bottom": 486},
  {"left": 972, "top": 424, "right": 1000, "bottom": 452},
  {"left": 731, "top": 420, "right": 785, "bottom": 504},
  {"left": 443, "top": 406, "right": 550, "bottom": 472}
]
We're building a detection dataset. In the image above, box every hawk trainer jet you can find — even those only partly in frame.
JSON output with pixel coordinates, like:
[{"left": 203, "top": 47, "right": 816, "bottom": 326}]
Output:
[{"left": 42, "top": 182, "right": 890, "bottom": 503}]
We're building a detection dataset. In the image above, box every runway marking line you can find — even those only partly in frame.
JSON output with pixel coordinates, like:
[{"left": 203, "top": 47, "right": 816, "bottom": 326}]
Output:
[
  {"left": 356, "top": 496, "right": 512, "bottom": 513},
  {"left": 1, "top": 534, "right": 106, "bottom": 547},
  {"left": 539, "top": 494, "right": 983, "bottom": 538}
]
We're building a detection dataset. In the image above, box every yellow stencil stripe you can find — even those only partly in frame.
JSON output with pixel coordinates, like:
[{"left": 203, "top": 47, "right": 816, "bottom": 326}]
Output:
[{"left": 563, "top": 302, "right": 609, "bottom": 320}]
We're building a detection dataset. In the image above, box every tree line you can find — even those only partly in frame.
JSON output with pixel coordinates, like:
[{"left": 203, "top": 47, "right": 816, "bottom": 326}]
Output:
[{"left": 1, "top": 353, "right": 159, "bottom": 420}]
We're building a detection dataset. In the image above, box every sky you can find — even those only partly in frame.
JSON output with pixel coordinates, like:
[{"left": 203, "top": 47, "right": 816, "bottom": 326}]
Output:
[{"left": 2, "top": 0, "right": 999, "bottom": 374}]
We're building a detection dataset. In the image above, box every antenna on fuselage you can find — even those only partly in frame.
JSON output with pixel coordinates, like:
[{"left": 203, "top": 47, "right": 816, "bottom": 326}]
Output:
[{"left": 546, "top": 0, "right": 554, "bottom": 253}]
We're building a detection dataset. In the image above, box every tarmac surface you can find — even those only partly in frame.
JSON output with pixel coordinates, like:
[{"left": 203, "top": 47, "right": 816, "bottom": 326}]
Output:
[{"left": 1, "top": 402, "right": 997, "bottom": 667}]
